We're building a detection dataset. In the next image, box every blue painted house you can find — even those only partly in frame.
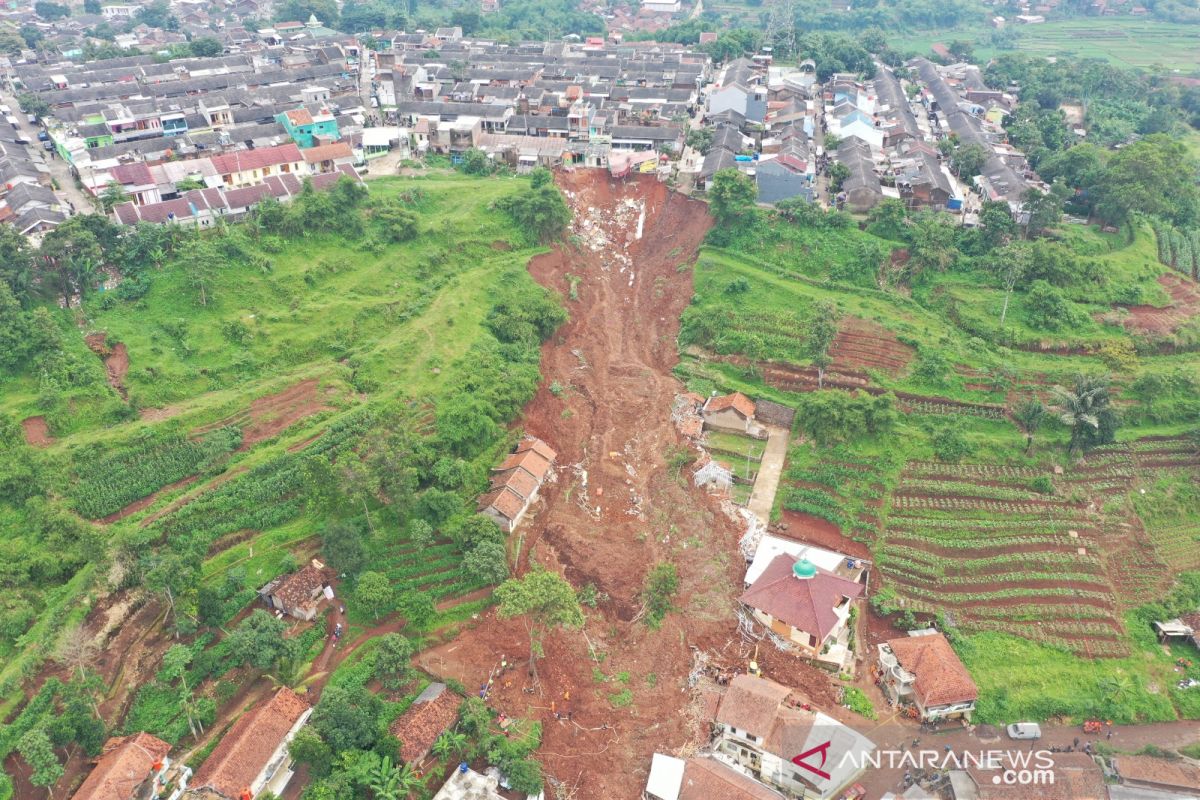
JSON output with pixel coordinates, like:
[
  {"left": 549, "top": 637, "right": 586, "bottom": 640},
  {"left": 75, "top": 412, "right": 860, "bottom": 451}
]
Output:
[{"left": 275, "top": 107, "right": 340, "bottom": 148}]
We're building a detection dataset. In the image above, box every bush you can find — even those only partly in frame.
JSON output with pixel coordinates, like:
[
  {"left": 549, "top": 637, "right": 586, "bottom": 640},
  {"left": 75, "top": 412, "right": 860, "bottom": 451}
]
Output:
[
  {"left": 1025, "top": 280, "right": 1084, "bottom": 331},
  {"left": 641, "top": 563, "right": 678, "bottom": 628},
  {"left": 930, "top": 421, "right": 972, "bottom": 463}
]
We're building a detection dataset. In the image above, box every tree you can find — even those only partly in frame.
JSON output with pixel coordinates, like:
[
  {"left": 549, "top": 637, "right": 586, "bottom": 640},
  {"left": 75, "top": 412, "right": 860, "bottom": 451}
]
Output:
[
  {"left": 1092, "top": 134, "right": 1199, "bottom": 227},
  {"left": 828, "top": 161, "right": 850, "bottom": 193},
  {"left": 142, "top": 551, "right": 199, "bottom": 637},
  {"left": 463, "top": 540, "right": 510, "bottom": 585},
  {"left": 98, "top": 181, "right": 129, "bottom": 213},
  {"left": 0, "top": 282, "right": 31, "bottom": 370},
  {"left": 806, "top": 301, "right": 840, "bottom": 389},
  {"left": 17, "top": 728, "right": 62, "bottom": 792},
  {"left": 56, "top": 624, "right": 98, "bottom": 684},
  {"left": 397, "top": 590, "right": 435, "bottom": 629},
  {"left": 461, "top": 148, "right": 493, "bottom": 175},
  {"left": 374, "top": 202, "right": 419, "bottom": 242},
  {"left": 373, "top": 633, "right": 414, "bottom": 688},
  {"left": 988, "top": 242, "right": 1030, "bottom": 326},
  {"left": 289, "top": 727, "right": 333, "bottom": 777},
  {"left": 354, "top": 571, "right": 393, "bottom": 620},
  {"left": 867, "top": 198, "right": 907, "bottom": 240},
  {"left": 310, "top": 684, "right": 381, "bottom": 752},
  {"left": 640, "top": 562, "right": 678, "bottom": 628},
  {"left": 180, "top": 240, "right": 220, "bottom": 306},
  {"left": 906, "top": 212, "right": 958, "bottom": 274},
  {"left": 950, "top": 142, "right": 988, "bottom": 179},
  {"left": 496, "top": 182, "right": 571, "bottom": 244},
  {"left": 135, "top": 0, "right": 178, "bottom": 29},
  {"left": 707, "top": 168, "right": 757, "bottom": 226},
  {"left": 34, "top": 0, "right": 69, "bottom": 19},
  {"left": 1012, "top": 397, "right": 1046, "bottom": 455},
  {"left": 1022, "top": 181, "right": 1069, "bottom": 238},
  {"left": 190, "top": 36, "right": 222, "bottom": 57},
  {"left": 15, "top": 92, "right": 49, "bottom": 120},
  {"left": 1051, "top": 374, "right": 1118, "bottom": 455},
  {"left": 226, "top": 609, "right": 290, "bottom": 670},
  {"left": 978, "top": 200, "right": 1016, "bottom": 250},
  {"left": 1025, "top": 279, "right": 1080, "bottom": 331},
  {"left": 495, "top": 569, "right": 583, "bottom": 682},
  {"left": 322, "top": 520, "right": 367, "bottom": 577},
  {"left": 161, "top": 644, "right": 207, "bottom": 738},
  {"left": 83, "top": 0, "right": 100, "bottom": 12}
]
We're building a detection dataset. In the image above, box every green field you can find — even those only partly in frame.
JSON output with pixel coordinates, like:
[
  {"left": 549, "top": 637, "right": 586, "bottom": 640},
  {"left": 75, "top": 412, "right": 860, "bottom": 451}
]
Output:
[
  {"left": 678, "top": 198, "right": 1200, "bottom": 723},
  {"left": 0, "top": 171, "right": 566, "bottom": 791},
  {"left": 888, "top": 18, "right": 1200, "bottom": 71}
]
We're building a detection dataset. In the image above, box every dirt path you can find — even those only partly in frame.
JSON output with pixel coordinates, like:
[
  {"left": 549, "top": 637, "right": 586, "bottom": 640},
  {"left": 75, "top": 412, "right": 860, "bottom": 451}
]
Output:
[
  {"left": 747, "top": 425, "right": 789, "bottom": 523},
  {"left": 418, "top": 172, "right": 822, "bottom": 798},
  {"left": 84, "top": 332, "right": 129, "bottom": 401}
]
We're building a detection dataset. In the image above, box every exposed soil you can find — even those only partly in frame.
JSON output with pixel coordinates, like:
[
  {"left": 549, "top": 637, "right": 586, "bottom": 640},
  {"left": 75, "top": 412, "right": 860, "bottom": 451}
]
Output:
[
  {"left": 84, "top": 332, "right": 129, "bottom": 401},
  {"left": 774, "top": 509, "right": 872, "bottom": 560},
  {"left": 21, "top": 415, "right": 53, "bottom": 446},
  {"left": 1120, "top": 272, "right": 1200, "bottom": 336},
  {"left": 100, "top": 475, "right": 199, "bottom": 524},
  {"left": 828, "top": 317, "right": 915, "bottom": 377},
  {"left": 420, "top": 172, "right": 825, "bottom": 798}
]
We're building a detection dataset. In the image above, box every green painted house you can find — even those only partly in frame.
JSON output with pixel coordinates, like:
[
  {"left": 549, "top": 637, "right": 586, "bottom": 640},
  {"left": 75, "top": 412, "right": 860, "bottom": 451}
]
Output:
[{"left": 275, "top": 107, "right": 340, "bottom": 148}]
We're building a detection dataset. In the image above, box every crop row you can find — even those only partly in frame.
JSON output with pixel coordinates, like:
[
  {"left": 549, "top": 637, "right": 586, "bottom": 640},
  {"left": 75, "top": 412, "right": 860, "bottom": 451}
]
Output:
[
  {"left": 880, "top": 544, "right": 1102, "bottom": 573},
  {"left": 889, "top": 496, "right": 1069, "bottom": 515},
  {"left": 903, "top": 461, "right": 1040, "bottom": 479},
  {"left": 968, "top": 603, "right": 1117, "bottom": 622},
  {"left": 785, "top": 463, "right": 882, "bottom": 498},
  {"left": 1129, "top": 438, "right": 1198, "bottom": 452},
  {"left": 71, "top": 427, "right": 242, "bottom": 519},
  {"left": 896, "top": 479, "right": 1047, "bottom": 502},
  {"left": 880, "top": 563, "right": 1107, "bottom": 589},
  {"left": 964, "top": 618, "right": 1124, "bottom": 645},
  {"left": 888, "top": 533, "right": 1090, "bottom": 551},
  {"left": 902, "top": 399, "right": 1006, "bottom": 419},
  {"left": 887, "top": 515, "right": 1090, "bottom": 532},
  {"left": 894, "top": 583, "right": 1114, "bottom": 604}
]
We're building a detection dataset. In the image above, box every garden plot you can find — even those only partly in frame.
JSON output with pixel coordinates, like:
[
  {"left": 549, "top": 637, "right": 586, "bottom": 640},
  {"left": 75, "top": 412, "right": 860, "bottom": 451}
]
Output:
[{"left": 878, "top": 462, "right": 1129, "bottom": 657}]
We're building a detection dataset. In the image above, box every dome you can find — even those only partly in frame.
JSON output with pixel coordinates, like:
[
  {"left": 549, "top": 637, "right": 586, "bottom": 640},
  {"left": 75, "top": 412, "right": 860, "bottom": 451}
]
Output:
[{"left": 792, "top": 558, "right": 817, "bottom": 580}]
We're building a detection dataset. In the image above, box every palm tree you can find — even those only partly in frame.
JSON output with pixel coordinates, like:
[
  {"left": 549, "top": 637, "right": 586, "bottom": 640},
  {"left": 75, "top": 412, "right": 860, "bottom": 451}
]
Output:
[
  {"left": 1051, "top": 375, "right": 1114, "bottom": 456},
  {"left": 1012, "top": 398, "right": 1046, "bottom": 455}
]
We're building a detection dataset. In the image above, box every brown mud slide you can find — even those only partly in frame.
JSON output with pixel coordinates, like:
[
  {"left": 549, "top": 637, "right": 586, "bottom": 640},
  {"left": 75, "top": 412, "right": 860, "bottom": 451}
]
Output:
[
  {"left": 422, "top": 172, "right": 840, "bottom": 797},
  {"left": 84, "top": 331, "right": 129, "bottom": 401},
  {"left": 21, "top": 415, "right": 53, "bottom": 446}
]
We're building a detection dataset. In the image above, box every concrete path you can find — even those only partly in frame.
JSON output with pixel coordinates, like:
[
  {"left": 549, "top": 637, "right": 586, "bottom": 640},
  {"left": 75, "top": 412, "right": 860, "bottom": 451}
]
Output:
[
  {"left": 747, "top": 425, "right": 788, "bottom": 524},
  {"left": 0, "top": 86, "right": 94, "bottom": 213}
]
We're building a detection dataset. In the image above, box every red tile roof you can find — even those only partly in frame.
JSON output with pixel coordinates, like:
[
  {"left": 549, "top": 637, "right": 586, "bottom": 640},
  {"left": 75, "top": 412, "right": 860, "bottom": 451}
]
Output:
[
  {"left": 706, "top": 392, "right": 756, "bottom": 419},
  {"left": 515, "top": 436, "right": 557, "bottom": 462},
  {"left": 973, "top": 752, "right": 1106, "bottom": 800},
  {"left": 224, "top": 182, "right": 274, "bottom": 209},
  {"left": 498, "top": 449, "right": 552, "bottom": 481},
  {"left": 71, "top": 733, "right": 171, "bottom": 800},
  {"left": 1116, "top": 754, "right": 1200, "bottom": 793},
  {"left": 715, "top": 674, "right": 791, "bottom": 737},
  {"left": 477, "top": 486, "right": 525, "bottom": 522},
  {"left": 285, "top": 108, "right": 314, "bottom": 126},
  {"left": 678, "top": 757, "right": 782, "bottom": 800},
  {"left": 301, "top": 141, "right": 353, "bottom": 163},
  {"left": 109, "top": 162, "right": 155, "bottom": 187},
  {"left": 270, "top": 565, "right": 327, "bottom": 612},
  {"left": 389, "top": 684, "right": 462, "bottom": 764},
  {"left": 211, "top": 143, "right": 303, "bottom": 175},
  {"left": 189, "top": 688, "right": 310, "bottom": 798},
  {"left": 739, "top": 554, "right": 862, "bottom": 641},
  {"left": 886, "top": 633, "right": 978, "bottom": 707},
  {"left": 490, "top": 466, "right": 539, "bottom": 499}
]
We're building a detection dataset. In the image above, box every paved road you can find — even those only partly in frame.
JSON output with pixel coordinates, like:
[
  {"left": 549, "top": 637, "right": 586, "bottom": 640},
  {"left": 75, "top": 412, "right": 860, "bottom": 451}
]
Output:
[
  {"left": 0, "top": 86, "right": 93, "bottom": 213},
  {"left": 747, "top": 425, "right": 788, "bottom": 523}
]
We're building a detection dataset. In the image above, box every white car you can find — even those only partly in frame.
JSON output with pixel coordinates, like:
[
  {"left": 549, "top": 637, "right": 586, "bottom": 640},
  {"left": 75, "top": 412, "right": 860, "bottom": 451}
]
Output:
[{"left": 1007, "top": 723, "right": 1042, "bottom": 740}]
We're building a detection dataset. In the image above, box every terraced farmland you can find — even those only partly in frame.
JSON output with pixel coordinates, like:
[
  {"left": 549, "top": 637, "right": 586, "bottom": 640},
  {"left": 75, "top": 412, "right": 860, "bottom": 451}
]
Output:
[{"left": 878, "top": 461, "right": 1129, "bottom": 657}]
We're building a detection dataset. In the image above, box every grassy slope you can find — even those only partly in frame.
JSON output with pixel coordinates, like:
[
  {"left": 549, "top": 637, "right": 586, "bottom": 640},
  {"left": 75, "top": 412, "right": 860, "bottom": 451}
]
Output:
[
  {"left": 679, "top": 217, "right": 1200, "bottom": 723},
  {"left": 0, "top": 173, "right": 545, "bottom": 720}
]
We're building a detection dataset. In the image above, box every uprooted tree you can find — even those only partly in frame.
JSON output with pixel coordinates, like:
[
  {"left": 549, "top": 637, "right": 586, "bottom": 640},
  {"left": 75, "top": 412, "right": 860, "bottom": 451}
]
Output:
[{"left": 495, "top": 568, "right": 583, "bottom": 683}]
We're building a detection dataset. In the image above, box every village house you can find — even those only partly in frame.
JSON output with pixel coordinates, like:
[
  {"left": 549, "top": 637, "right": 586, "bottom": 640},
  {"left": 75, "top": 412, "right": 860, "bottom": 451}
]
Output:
[
  {"left": 1153, "top": 612, "right": 1200, "bottom": 647},
  {"left": 184, "top": 687, "right": 312, "bottom": 800},
  {"left": 211, "top": 143, "right": 305, "bottom": 188},
  {"left": 389, "top": 683, "right": 463, "bottom": 766},
  {"left": 1114, "top": 754, "right": 1200, "bottom": 797},
  {"left": 702, "top": 392, "right": 761, "bottom": 436},
  {"left": 645, "top": 754, "right": 785, "bottom": 800},
  {"left": 70, "top": 732, "right": 186, "bottom": 800},
  {"left": 712, "top": 674, "right": 875, "bottom": 800},
  {"left": 257, "top": 563, "right": 330, "bottom": 621},
  {"left": 477, "top": 437, "right": 556, "bottom": 533},
  {"left": 739, "top": 554, "right": 864, "bottom": 666},
  {"left": 877, "top": 631, "right": 978, "bottom": 721},
  {"left": 949, "top": 752, "right": 1107, "bottom": 800}
]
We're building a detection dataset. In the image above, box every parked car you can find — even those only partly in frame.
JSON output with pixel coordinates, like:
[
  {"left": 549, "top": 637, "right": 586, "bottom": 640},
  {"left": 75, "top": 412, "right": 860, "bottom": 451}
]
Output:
[
  {"left": 1007, "top": 723, "right": 1042, "bottom": 740},
  {"left": 37, "top": 131, "right": 49, "bottom": 141}
]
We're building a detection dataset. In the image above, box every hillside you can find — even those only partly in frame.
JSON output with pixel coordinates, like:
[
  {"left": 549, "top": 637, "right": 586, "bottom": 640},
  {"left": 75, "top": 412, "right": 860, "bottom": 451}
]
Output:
[
  {"left": 677, "top": 199, "right": 1200, "bottom": 724},
  {"left": 0, "top": 172, "right": 566, "bottom": 797}
]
